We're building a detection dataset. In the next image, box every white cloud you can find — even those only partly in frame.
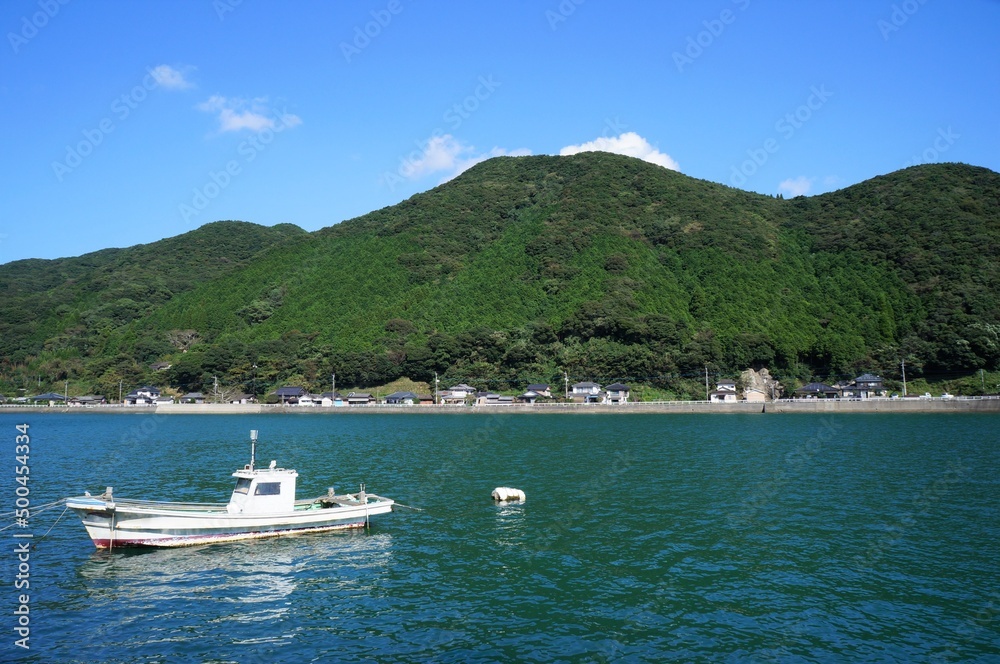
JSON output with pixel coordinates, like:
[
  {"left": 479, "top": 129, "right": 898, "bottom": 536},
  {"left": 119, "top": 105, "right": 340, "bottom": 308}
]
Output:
[
  {"left": 400, "top": 134, "right": 531, "bottom": 183},
  {"left": 559, "top": 132, "right": 680, "bottom": 171},
  {"left": 149, "top": 64, "right": 193, "bottom": 90},
  {"left": 777, "top": 176, "right": 814, "bottom": 197},
  {"left": 400, "top": 134, "right": 467, "bottom": 179},
  {"left": 196, "top": 95, "right": 302, "bottom": 133}
]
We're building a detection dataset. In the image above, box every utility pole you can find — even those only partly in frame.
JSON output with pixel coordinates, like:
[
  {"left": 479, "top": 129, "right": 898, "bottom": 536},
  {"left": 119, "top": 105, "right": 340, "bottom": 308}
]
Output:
[
  {"left": 65, "top": 379, "right": 69, "bottom": 401},
  {"left": 332, "top": 372, "right": 336, "bottom": 398},
  {"left": 119, "top": 379, "right": 123, "bottom": 404},
  {"left": 564, "top": 372, "right": 569, "bottom": 400},
  {"left": 434, "top": 372, "right": 439, "bottom": 405},
  {"left": 705, "top": 366, "right": 710, "bottom": 401},
  {"left": 214, "top": 375, "right": 219, "bottom": 403},
  {"left": 901, "top": 358, "right": 907, "bottom": 397}
]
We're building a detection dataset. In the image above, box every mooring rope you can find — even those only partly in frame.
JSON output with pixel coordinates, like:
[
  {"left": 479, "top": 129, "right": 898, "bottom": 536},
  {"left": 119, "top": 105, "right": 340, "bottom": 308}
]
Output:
[
  {"left": 0, "top": 497, "right": 67, "bottom": 519},
  {"left": 0, "top": 498, "right": 70, "bottom": 534},
  {"left": 37, "top": 504, "right": 71, "bottom": 542}
]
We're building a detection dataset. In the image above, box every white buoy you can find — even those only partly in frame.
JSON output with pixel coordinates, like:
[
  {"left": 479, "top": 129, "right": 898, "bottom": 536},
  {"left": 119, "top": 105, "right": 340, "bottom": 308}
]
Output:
[{"left": 492, "top": 487, "right": 526, "bottom": 502}]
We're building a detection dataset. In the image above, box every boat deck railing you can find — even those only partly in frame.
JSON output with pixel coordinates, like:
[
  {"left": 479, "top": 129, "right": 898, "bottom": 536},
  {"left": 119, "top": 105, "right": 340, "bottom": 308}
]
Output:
[
  {"left": 108, "top": 498, "right": 229, "bottom": 511},
  {"left": 78, "top": 495, "right": 391, "bottom": 512}
]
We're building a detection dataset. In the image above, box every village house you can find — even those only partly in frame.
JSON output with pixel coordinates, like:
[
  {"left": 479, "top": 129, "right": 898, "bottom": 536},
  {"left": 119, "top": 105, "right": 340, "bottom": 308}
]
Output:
[
  {"left": 852, "top": 373, "right": 887, "bottom": 399},
  {"left": 571, "top": 381, "right": 602, "bottom": 403},
  {"left": 448, "top": 384, "right": 477, "bottom": 398},
  {"left": 296, "top": 393, "right": 323, "bottom": 408},
  {"left": 274, "top": 386, "right": 305, "bottom": 404},
  {"left": 346, "top": 392, "right": 373, "bottom": 406},
  {"left": 518, "top": 390, "right": 539, "bottom": 404},
  {"left": 794, "top": 382, "right": 840, "bottom": 399},
  {"left": 709, "top": 380, "right": 738, "bottom": 403},
  {"left": 125, "top": 386, "right": 161, "bottom": 406},
  {"left": 439, "top": 392, "right": 466, "bottom": 405},
  {"left": 181, "top": 392, "right": 206, "bottom": 404},
  {"left": 68, "top": 395, "right": 106, "bottom": 407},
  {"left": 526, "top": 384, "right": 552, "bottom": 398},
  {"left": 440, "top": 384, "right": 476, "bottom": 405},
  {"left": 320, "top": 391, "right": 343, "bottom": 407},
  {"left": 31, "top": 391, "right": 66, "bottom": 405},
  {"left": 518, "top": 387, "right": 547, "bottom": 404},
  {"left": 603, "top": 383, "right": 630, "bottom": 404},
  {"left": 477, "top": 393, "right": 515, "bottom": 405},
  {"left": 385, "top": 391, "right": 418, "bottom": 405}
]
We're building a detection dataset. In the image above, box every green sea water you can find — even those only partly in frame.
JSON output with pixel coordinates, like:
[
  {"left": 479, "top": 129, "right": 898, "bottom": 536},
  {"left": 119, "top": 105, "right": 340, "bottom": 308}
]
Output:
[{"left": 1, "top": 412, "right": 997, "bottom": 662}]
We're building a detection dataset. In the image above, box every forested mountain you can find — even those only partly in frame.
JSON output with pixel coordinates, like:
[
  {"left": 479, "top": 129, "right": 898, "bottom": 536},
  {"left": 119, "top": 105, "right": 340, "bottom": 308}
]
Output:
[{"left": 1, "top": 154, "right": 997, "bottom": 399}]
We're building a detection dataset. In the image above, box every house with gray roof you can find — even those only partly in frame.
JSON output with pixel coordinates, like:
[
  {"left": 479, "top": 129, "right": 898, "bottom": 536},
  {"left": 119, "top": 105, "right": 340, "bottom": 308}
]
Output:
[
  {"left": 385, "top": 391, "right": 418, "bottom": 405},
  {"left": 603, "top": 383, "right": 630, "bottom": 404},
  {"left": 794, "top": 382, "right": 840, "bottom": 399},
  {"left": 274, "top": 386, "right": 306, "bottom": 404},
  {"left": 853, "top": 373, "right": 886, "bottom": 399}
]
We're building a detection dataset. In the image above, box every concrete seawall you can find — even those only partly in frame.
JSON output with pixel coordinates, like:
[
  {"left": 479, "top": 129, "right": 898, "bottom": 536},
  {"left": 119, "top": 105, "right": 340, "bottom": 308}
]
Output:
[{"left": 3, "top": 398, "right": 999, "bottom": 415}]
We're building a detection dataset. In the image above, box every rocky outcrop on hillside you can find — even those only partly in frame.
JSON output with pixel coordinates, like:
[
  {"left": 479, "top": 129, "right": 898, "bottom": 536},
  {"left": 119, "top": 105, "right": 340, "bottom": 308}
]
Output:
[{"left": 740, "top": 368, "right": 783, "bottom": 401}]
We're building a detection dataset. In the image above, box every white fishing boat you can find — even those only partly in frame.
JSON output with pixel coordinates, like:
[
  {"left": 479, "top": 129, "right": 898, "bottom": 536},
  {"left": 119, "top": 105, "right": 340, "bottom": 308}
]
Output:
[{"left": 66, "top": 430, "right": 395, "bottom": 549}]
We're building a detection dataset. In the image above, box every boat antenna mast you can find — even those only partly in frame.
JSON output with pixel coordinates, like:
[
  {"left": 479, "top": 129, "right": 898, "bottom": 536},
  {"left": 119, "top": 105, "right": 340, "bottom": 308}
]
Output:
[{"left": 249, "top": 429, "right": 258, "bottom": 471}]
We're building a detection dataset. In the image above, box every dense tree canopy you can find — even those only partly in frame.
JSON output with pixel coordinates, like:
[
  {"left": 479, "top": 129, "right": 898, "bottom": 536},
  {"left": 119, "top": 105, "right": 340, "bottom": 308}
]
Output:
[{"left": 1, "top": 156, "right": 997, "bottom": 398}]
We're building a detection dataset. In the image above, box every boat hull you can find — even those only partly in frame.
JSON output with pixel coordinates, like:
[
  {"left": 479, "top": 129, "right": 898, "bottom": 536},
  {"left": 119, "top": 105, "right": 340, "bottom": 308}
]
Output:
[{"left": 66, "top": 496, "right": 394, "bottom": 548}]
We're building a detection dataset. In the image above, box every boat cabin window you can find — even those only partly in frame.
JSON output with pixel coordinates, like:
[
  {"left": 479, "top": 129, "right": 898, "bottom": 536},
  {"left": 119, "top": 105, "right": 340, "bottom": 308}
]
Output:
[
  {"left": 254, "top": 482, "right": 281, "bottom": 496},
  {"left": 233, "top": 478, "right": 252, "bottom": 495}
]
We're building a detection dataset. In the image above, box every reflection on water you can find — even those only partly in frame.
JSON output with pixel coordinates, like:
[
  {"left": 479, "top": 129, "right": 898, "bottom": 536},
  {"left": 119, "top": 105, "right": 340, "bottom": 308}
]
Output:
[
  {"left": 493, "top": 501, "right": 527, "bottom": 549},
  {"left": 72, "top": 530, "right": 395, "bottom": 654}
]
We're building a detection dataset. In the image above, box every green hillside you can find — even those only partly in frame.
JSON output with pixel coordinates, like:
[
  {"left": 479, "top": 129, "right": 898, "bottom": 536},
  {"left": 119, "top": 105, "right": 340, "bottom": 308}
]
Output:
[
  {"left": 0, "top": 221, "right": 306, "bottom": 382},
  {"left": 1, "top": 155, "right": 998, "bottom": 399}
]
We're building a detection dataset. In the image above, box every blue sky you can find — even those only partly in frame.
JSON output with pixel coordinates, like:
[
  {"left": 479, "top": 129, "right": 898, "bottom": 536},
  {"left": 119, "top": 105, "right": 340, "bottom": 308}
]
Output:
[{"left": 1, "top": 0, "right": 997, "bottom": 263}]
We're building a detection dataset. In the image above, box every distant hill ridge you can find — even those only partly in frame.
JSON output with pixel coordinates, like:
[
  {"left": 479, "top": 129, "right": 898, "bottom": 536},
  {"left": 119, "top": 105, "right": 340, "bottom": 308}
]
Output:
[{"left": 1, "top": 154, "right": 997, "bottom": 398}]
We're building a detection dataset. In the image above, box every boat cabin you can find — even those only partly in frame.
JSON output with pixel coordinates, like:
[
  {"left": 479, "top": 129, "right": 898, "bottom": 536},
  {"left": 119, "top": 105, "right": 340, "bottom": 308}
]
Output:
[{"left": 227, "top": 464, "right": 298, "bottom": 514}]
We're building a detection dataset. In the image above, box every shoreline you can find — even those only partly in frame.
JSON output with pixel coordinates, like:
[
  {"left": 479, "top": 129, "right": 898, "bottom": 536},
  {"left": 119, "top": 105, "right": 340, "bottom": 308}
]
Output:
[{"left": 2, "top": 398, "right": 999, "bottom": 415}]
